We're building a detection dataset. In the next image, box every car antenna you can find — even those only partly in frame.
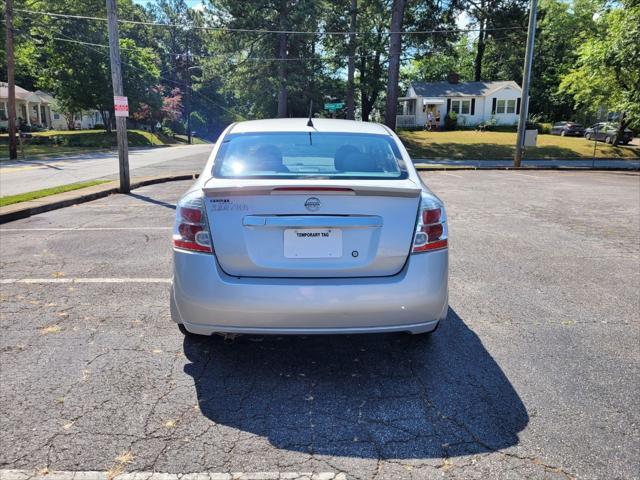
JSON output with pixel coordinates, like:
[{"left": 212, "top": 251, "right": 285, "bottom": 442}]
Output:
[{"left": 306, "top": 100, "right": 314, "bottom": 127}]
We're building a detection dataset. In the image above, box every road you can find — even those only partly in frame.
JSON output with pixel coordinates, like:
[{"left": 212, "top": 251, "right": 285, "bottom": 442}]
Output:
[
  {"left": 0, "top": 144, "right": 213, "bottom": 197},
  {"left": 414, "top": 157, "right": 640, "bottom": 169},
  {"left": 2, "top": 144, "right": 638, "bottom": 199},
  {"left": 1, "top": 171, "right": 638, "bottom": 479}
]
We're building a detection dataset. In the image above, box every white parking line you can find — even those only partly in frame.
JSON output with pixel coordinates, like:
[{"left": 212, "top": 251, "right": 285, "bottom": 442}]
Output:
[
  {"left": 0, "top": 470, "right": 346, "bottom": 480},
  {"left": 0, "top": 278, "right": 171, "bottom": 284},
  {"left": 441, "top": 171, "right": 464, "bottom": 178},
  {"left": 513, "top": 172, "right": 544, "bottom": 179},
  {"left": 0, "top": 227, "right": 172, "bottom": 232}
]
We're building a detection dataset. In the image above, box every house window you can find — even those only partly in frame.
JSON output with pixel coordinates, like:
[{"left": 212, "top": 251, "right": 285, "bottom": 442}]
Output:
[
  {"left": 451, "top": 99, "right": 471, "bottom": 115},
  {"left": 496, "top": 99, "right": 516, "bottom": 114},
  {"left": 0, "top": 103, "right": 7, "bottom": 121},
  {"left": 53, "top": 112, "right": 60, "bottom": 120}
]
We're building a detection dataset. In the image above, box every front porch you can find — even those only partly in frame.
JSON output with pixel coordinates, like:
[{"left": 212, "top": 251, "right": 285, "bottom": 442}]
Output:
[
  {"left": 396, "top": 96, "right": 446, "bottom": 128},
  {"left": 0, "top": 84, "right": 54, "bottom": 131},
  {"left": 16, "top": 96, "right": 53, "bottom": 129}
]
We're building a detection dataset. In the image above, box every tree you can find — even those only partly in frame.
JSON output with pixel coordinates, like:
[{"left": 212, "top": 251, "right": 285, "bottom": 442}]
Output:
[
  {"left": 404, "top": 35, "right": 475, "bottom": 83},
  {"left": 203, "top": 0, "right": 327, "bottom": 119},
  {"left": 462, "top": 0, "right": 528, "bottom": 81},
  {"left": 384, "top": 0, "right": 407, "bottom": 129},
  {"left": 8, "top": 0, "right": 160, "bottom": 132},
  {"left": 560, "top": 0, "right": 640, "bottom": 140},
  {"left": 353, "top": 0, "right": 391, "bottom": 121},
  {"left": 346, "top": 0, "right": 357, "bottom": 120}
]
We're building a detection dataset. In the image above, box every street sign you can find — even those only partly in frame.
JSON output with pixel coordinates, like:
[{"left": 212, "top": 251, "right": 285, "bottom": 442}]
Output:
[
  {"left": 324, "top": 102, "right": 344, "bottom": 112},
  {"left": 114, "top": 96, "right": 129, "bottom": 117}
]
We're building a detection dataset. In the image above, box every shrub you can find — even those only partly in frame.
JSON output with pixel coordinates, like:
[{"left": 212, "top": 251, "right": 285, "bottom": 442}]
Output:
[
  {"left": 162, "top": 118, "right": 185, "bottom": 135},
  {"left": 444, "top": 111, "right": 457, "bottom": 130},
  {"left": 538, "top": 122, "right": 552, "bottom": 134},
  {"left": 189, "top": 111, "right": 206, "bottom": 133},
  {"left": 160, "top": 126, "right": 174, "bottom": 137}
]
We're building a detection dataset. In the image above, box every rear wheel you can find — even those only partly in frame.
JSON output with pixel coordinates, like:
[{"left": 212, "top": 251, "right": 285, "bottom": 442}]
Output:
[{"left": 605, "top": 136, "right": 612, "bottom": 144}]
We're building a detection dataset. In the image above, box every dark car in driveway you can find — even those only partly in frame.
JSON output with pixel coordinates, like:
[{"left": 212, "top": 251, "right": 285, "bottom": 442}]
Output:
[
  {"left": 550, "top": 121, "right": 585, "bottom": 137},
  {"left": 584, "top": 122, "right": 634, "bottom": 145}
]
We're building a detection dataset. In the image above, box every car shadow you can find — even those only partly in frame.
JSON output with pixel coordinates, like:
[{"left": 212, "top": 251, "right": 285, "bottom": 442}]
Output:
[
  {"left": 126, "top": 192, "right": 176, "bottom": 209},
  {"left": 182, "top": 308, "right": 528, "bottom": 459}
]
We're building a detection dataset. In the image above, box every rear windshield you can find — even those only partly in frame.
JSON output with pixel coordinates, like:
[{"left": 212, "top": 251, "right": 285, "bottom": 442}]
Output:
[{"left": 212, "top": 132, "right": 408, "bottom": 179}]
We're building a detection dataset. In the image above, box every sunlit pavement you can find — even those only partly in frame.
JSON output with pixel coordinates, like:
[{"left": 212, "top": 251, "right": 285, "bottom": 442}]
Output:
[
  {"left": 0, "top": 144, "right": 213, "bottom": 197},
  {"left": 1, "top": 171, "right": 638, "bottom": 479},
  {"left": 414, "top": 157, "right": 640, "bottom": 169}
]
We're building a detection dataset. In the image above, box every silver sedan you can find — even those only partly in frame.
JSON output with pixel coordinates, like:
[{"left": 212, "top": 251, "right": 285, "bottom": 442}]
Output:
[{"left": 171, "top": 118, "right": 448, "bottom": 337}]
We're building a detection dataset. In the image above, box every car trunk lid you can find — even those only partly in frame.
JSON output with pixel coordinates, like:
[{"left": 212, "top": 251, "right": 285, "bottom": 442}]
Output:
[{"left": 202, "top": 178, "right": 421, "bottom": 278}]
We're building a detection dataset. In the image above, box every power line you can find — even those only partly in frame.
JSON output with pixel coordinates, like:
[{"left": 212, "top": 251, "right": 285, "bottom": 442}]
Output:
[
  {"left": 50, "top": 29, "right": 247, "bottom": 121},
  {"left": 48, "top": 35, "right": 407, "bottom": 62},
  {"left": 15, "top": 8, "right": 527, "bottom": 36}
]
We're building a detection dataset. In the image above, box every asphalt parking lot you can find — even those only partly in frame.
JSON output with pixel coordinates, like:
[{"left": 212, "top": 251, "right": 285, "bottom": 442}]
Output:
[{"left": 1, "top": 171, "right": 639, "bottom": 480}]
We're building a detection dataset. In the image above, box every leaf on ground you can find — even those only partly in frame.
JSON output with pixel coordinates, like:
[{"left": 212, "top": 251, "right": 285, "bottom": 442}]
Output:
[{"left": 41, "top": 324, "right": 62, "bottom": 334}]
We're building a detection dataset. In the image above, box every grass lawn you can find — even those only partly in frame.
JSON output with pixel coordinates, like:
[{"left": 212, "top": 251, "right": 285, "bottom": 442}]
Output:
[
  {"left": 0, "top": 145, "right": 111, "bottom": 160},
  {"left": 0, "top": 180, "right": 111, "bottom": 207},
  {"left": 399, "top": 130, "right": 640, "bottom": 160},
  {"left": 174, "top": 134, "right": 210, "bottom": 144},
  {"left": 0, "top": 129, "right": 175, "bottom": 160}
]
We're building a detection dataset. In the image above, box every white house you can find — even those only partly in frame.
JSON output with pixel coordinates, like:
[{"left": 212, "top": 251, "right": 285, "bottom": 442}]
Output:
[
  {"left": 0, "top": 82, "right": 103, "bottom": 131},
  {"left": 397, "top": 75, "right": 523, "bottom": 128},
  {"left": 0, "top": 82, "right": 55, "bottom": 129}
]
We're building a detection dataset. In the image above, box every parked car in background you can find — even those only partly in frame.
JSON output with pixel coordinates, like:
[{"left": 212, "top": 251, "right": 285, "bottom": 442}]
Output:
[
  {"left": 584, "top": 122, "right": 634, "bottom": 145},
  {"left": 550, "top": 121, "right": 585, "bottom": 137},
  {"left": 171, "top": 118, "right": 449, "bottom": 338}
]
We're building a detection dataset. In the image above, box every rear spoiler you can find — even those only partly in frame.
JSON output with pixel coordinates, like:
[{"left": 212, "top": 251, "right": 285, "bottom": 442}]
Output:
[{"left": 202, "top": 178, "right": 422, "bottom": 198}]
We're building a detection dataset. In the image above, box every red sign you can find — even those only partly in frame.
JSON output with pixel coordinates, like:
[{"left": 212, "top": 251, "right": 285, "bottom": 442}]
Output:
[{"left": 114, "top": 96, "right": 129, "bottom": 117}]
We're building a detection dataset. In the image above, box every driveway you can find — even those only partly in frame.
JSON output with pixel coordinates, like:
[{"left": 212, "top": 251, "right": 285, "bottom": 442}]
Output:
[
  {"left": 0, "top": 144, "right": 213, "bottom": 197},
  {"left": 0, "top": 171, "right": 638, "bottom": 479}
]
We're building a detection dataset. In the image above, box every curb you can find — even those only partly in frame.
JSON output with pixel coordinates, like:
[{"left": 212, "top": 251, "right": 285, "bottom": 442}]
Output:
[
  {"left": 0, "top": 173, "right": 198, "bottom": 224},
  {"left": 414, "top": 164, "right": 640, "bottom": 172},
  {"left": 3, "top": 166, "right": 638, "bottom": 224}
]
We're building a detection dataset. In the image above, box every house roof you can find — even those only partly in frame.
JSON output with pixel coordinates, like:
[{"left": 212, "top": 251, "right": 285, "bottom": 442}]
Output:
[
  {"left": 410, "top": 81, "right": 521, "bottom": 97},
  {"left": 0, "top": 82, "right": 54, "bottom": 103},
  {"left": 34, "top": 90, "right": 56, "bottom": 104}
]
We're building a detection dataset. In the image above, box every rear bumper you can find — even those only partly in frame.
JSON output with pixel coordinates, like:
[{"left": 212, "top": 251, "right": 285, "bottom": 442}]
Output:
[{"left": 171, "top": 249, "right": 448, "bottom": 335}]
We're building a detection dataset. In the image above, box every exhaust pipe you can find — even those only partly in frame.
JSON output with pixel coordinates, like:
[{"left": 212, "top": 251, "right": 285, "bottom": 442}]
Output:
[{"left": 219, "top": 333, "right": 238, "bottom": 344}]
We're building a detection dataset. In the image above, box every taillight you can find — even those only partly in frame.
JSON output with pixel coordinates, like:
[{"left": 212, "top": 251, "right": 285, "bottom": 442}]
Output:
[
  {"left": 173, "top": 191, "right": 212, "bottom": 253},
  {"left": 412, "top": 193, "right": 448, "bottom": 253}
]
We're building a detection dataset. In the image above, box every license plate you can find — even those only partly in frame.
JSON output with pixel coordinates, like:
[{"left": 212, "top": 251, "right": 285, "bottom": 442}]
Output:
[{"left": 284, "top": 228, "right": 342, "bottom": 258}]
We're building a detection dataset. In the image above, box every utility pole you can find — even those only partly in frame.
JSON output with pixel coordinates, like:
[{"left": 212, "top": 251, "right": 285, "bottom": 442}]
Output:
[
  {"left": 514, "top": 0, "right": 538, "bottom": 168},
  {"left": 185, "top": 33, "right": 192, "bottom": 145},
  {"left": 5, "top": 0, "right": 18, "bottom": 160},
  {"left": 106, "top": 0, "right": 130, "bottom": 193}
]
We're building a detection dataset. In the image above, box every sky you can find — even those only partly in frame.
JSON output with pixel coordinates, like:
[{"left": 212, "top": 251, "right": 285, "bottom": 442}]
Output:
[
  {"left": 134, "top": 1, "right": 470, "bottom": 25},
  {"left": 133, "top": 0, "right": 204, "bottom": 10}
]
